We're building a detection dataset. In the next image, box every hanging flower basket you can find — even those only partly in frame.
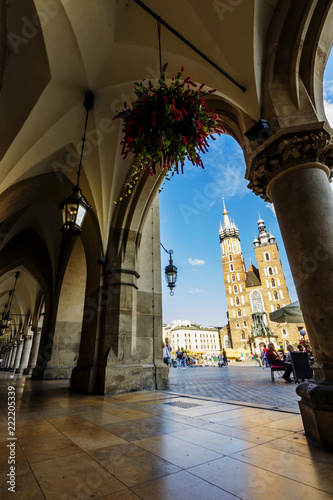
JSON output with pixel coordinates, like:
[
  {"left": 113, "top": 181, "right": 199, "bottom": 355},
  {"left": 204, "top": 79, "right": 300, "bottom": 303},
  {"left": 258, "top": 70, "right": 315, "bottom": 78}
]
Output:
[{"left": 113, "top": 64, "right": 225, "bottom": 200}]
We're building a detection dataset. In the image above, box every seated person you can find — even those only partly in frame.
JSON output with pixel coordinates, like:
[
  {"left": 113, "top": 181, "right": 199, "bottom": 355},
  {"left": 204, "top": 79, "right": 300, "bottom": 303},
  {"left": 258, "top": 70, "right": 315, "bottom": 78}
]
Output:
[{"left": 265, "top": 342, "right": 293, "bottom": 382}]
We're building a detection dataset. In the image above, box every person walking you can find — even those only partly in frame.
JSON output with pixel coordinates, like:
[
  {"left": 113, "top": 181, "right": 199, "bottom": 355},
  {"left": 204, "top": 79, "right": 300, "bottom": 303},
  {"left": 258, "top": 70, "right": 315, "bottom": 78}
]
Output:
[
  {"left": 176, "top": 347, "right": 182, "bottom": 368},
  {"left": 222, "top": 348, "right": 228, "bottom": 366}
]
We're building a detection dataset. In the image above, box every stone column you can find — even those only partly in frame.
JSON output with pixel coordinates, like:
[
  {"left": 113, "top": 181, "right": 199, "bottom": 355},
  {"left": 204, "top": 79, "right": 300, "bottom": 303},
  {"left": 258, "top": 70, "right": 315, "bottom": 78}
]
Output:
[
  {"left": 17, "top": 333, "right": 33, "bottom": 374},
  {"left": 9, "top": 342, "right": 18, "bottom": 371},
  {"left": 14, "top": 339, "right": 24, "bottom": 372},
  {"left": 4, "top": 345, "right": 12, "bottom": 369},
  {"left": 24, "top": 328, "right": 42, "bottom": 375},
  {"left": 2, "top": 347, "right": 9, "bottom": 368},
  {"left": 248, "top": 125, "right": 333, "bottom": 451},
  {"left": 98, "top": 198, "right": 168, "bottom": 394}
]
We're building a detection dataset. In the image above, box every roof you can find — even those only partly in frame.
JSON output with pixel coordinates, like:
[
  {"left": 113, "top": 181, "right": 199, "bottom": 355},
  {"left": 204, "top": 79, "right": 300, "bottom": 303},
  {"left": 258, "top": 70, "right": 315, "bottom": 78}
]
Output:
[
  {"left": 171, "top": 325, "right": 219, "bottom": 332},
  {"left": 246, "top": 264, "right": 261, "bottom": 287}
]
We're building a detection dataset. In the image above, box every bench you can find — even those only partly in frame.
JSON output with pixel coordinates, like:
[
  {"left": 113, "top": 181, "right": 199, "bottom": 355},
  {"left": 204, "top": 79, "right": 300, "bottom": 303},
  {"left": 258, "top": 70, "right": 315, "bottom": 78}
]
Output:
[{"left": 270, "top": 364, "right": 286, "bottom": 382}]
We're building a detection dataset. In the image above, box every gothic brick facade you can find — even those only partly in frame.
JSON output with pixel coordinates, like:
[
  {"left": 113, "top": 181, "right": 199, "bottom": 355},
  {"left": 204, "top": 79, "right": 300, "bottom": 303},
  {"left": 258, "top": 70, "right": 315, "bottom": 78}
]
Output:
[{"left": 219, "top": 200, "right": 300, "bottom": 353}]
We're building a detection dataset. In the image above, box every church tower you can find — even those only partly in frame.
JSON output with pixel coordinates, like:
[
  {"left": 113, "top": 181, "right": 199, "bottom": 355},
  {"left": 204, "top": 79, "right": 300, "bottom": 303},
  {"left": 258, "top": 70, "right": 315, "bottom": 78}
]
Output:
[
  {"left": 219, "top": 202, "right": 300, "bottom": 352},
  {"left": 219, "top": 199, "right": 247, "bottom": 348}
]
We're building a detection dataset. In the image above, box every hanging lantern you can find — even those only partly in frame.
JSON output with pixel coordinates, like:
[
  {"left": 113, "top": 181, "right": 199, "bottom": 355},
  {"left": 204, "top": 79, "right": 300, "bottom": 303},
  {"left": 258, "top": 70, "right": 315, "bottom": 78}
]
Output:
[
  {"left": 59, "top": 186, "right": 91, "bottom": 237},
  {"left": 59, "top": 91, "right": 94, "bottom": 237},
  {"left": 160, "top": 245, "right": 178, "bottom": 296}
]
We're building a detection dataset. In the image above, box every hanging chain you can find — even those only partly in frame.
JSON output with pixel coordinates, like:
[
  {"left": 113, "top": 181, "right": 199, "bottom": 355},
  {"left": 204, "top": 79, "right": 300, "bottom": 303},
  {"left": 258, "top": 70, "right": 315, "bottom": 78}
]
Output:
[{"left": 157, "top": 19, "right": 162, "bottom": 79}]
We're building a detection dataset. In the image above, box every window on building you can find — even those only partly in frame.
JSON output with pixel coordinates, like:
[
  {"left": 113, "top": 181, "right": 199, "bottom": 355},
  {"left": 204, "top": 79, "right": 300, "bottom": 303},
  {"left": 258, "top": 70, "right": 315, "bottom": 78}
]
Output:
[
  {"left": 265, "top": 252, "right": 270, "bottom": 261},
  {"left": 268, "top": 267, "right": 273, "bottom": 275},
  {"left": 235, "top": 296, "right": 240, "bottom": 305},
  {"left": 230, "top": 263, "right": 234, "bottom": 271},
  {"left": 236, "top": 323, "right": 240, "bottom": 328},
  {"left": 237, "top": 309, "right": 242, "bottom": 317},
  {"left": 229, "top": 254, "right": 233, "bottom": 261},
  {"left": 196, "top": 345, "right": 198, "bottom": 349},
  {"left": 276, "top": 304, "right": 281, "bottom": 309},
  {"left": 234, "top": 285, "right": 238, "bottom": 293},
  {"left": 231, "top": 273, "right": 236, "bottom": 282},
  {"left": 241, "top": 331, "right": 246, "bottom": 340},
  {"left": 251, "top": 290, "right": 264, "bottom": 312},
  {"left": 227, "top": 240, "right": 231, "bottom": 251},
  {"left": 274, "top": 291, "right": 279, "bottom": 300},
  {"left": 243, "top": 321, "right": 247, "bottom": 327},
  {"left": 271, "top": 278, "right": 276, "bottom": 287}
]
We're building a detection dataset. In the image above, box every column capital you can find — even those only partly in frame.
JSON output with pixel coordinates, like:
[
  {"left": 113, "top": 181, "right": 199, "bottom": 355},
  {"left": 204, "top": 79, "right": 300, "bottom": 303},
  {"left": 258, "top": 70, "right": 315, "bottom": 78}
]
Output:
[{"left": 247, "top": 125, "right": 333, "bottom": 201}]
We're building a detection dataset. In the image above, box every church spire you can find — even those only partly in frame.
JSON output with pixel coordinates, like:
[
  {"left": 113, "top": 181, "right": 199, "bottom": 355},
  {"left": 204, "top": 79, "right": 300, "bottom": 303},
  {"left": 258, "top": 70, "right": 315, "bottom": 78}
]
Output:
[{"left": 219, "top": 198, "right": 239, "bottom": 241}]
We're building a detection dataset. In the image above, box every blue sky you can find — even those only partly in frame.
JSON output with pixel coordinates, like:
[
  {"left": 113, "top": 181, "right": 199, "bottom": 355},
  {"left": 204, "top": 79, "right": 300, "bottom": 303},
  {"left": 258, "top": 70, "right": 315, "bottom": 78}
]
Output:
[{"left": 159, "top": 49, "right": 333, "bottom": 327}]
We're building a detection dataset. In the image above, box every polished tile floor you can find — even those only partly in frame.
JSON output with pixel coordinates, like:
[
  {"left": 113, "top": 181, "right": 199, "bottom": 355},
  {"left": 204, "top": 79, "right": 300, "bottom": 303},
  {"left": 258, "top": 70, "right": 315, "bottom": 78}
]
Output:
[{"left": 1, "top": 373, "right": 333, "bottom": 500}]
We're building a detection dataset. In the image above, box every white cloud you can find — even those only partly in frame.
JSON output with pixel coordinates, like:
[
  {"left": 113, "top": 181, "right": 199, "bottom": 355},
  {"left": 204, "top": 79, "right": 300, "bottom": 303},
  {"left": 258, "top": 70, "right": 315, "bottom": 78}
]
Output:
[
  {"left": 323, "top": 80, "right": 333, "bottom": 100},
  {"left": 188, "top": 288, "right": 203, "bottom": 294},
  {"left": 324, "top": 100, "right": 333, "bottom": 128},
  {"left": 266, "top": 203, "right": 276, "bottom": 216},
  {"left": 188, "top": 257, "right": 205, "bottom": 266}
]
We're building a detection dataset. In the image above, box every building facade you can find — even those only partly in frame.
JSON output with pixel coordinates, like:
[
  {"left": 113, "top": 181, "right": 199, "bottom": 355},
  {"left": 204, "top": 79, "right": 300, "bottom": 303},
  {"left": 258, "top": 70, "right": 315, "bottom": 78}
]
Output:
[
  {"left": 163, "top": 320, "right": 221, "bottom": 355},
  {"left": 219, "top": 200, "right": 300, "bottom": 353}
]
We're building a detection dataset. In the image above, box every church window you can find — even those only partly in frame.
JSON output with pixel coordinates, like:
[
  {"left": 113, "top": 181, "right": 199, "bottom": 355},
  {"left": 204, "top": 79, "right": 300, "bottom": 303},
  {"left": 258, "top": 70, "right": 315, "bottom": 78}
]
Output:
[
  {"left": 265, "top": 252, "right": 270, "bottom": 261},
  {"left": 274, "top": 291, "right": 279, "bottom": 300},
  {"left": 196, "top": 345, "right": 198, "bottom": 349},
  {"left": 237, "top": 309, "right": 242, "bottom": 317},
  {"left": 236, "top": 322, "right": 240, "bottom": 328},
  {"left": 229, "top": 254, "right": 233, "bottom": 261},
  {"left": 234, "top": 285, "right": 238, "bottom": 293},
  {"left": 271, "top": 278, "right": 276, "bottom": 287},
  {"left": 241, "top": 331, "right": 246, "bottom": 340},
  {"left": 227, "top": 240, "right": 231, "bottom": 251},
  {"left": 235, "top": 296, "right": 240, "bottom": 305},
  {"left": 251, "top": 290, "right": 264, "bottom": 312},
  {"left": 276, "top": 304, "right": 281, "bottom": 309},
  {"left": 243, "top": 321, "right": 247, "bottom": 327},
  {"left": 234, "top": 240, "right": 238, "bottom": 252},
  {"left": 268, "top": 267, "right": 273, "bottom": 275},
  {"left": 231, "top": 273, "right": 236, "bottom": 282},
  {"left": 282, "top": 329, "right": 287, "bottom": 336},
  {"left": 230, "top": 263, "right": 234, "bottom": 271}
]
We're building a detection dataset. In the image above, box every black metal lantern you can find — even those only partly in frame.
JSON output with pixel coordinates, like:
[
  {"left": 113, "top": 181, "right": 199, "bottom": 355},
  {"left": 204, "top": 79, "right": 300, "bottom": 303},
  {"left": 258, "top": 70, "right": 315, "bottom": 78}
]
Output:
[
  {"left": 0, "top": 272, "right": 19, "bottom": 336},
  {"left": 160, "top": 244, "right": 178, "bottom": 295},
  {"left": 60, "top": 186, "right": 91, "bottom": 237},
  {"left": 59, "top": 91, "right": 94, "bottom": 237}
]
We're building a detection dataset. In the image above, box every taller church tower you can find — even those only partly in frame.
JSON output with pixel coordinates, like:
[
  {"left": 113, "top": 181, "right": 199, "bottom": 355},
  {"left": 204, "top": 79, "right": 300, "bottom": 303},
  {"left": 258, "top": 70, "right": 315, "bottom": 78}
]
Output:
[{"left": 219, "top": 201, "right": 300, "bottom": 352}]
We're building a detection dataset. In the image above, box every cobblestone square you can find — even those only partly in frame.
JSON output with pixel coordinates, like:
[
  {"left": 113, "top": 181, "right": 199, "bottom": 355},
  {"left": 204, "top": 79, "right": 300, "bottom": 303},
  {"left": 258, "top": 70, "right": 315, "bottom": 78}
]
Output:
[{"left": 168, "top": 364, "right": 301, "bottom": 412}]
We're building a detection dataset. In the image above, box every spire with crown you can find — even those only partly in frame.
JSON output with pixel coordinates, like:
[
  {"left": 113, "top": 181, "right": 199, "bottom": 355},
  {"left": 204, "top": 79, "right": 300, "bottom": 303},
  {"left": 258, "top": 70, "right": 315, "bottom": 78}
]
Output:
[
  {"left": 254, "top": 214, "right": 276, "bottom": 247},
  {"left": 219, "top": 198, "right": 239, "bottom": 242}
]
